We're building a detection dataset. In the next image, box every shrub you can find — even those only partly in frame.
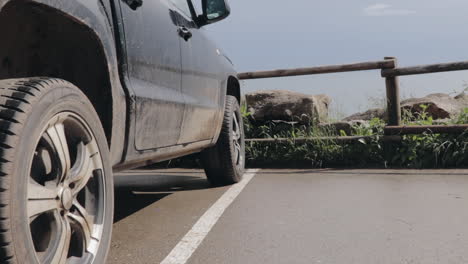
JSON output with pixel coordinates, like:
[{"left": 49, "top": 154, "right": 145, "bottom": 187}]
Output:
[{"left": 243, "top": 105, "right": 468, "bottom": 168}]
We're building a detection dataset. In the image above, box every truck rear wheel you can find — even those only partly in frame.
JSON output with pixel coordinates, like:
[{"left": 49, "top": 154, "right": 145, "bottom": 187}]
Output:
[
  {"left": 201, "top": 95, "right": 245, "bottom": 185},
  {"left": 0, "top": 78, "right": 113, "bottom": 264}
]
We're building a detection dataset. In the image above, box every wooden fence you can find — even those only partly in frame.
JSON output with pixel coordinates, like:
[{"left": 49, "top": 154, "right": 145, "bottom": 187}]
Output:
[{"left": 238, "top": 57, "right": 468, "bottom": 142}]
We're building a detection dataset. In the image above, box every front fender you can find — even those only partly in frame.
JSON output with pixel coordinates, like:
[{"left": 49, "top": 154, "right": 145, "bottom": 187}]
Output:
[
  {"left": 211, "top": 58, "right": 240, "bottom": 145},
  {"left": 0, "top": 0, "right": 128, "bottom": 164}
]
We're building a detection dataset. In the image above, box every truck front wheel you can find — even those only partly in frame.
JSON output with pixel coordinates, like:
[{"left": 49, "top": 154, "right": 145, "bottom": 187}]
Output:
[{"left": 0, "top": 78, "right": 113, "bottom": 264}]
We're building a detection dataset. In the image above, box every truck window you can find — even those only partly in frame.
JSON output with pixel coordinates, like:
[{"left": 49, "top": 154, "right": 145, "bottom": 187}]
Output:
[{"left": 170, "top": 0, "right": 192, "bottom": 18}]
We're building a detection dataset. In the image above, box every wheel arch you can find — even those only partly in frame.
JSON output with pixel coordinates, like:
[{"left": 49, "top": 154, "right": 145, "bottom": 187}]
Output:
[
  {"left": 210, "top": 74, "right": 241, "bottom": 146},
  {"left": 226, "top": 75, "right": 241, "bottom": 104},
  {"left": 0, "top": 0, "right": 127, "bottom": 164}
]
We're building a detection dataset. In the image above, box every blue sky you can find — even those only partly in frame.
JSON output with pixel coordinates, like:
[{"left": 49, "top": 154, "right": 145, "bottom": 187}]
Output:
[{"left": 204, "top": 0, "right": 468, "bottom": 117}]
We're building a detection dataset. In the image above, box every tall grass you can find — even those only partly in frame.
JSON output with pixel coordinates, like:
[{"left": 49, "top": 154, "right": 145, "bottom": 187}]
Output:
[
  {"left": 154, "top": 104, "right": 468, "bottom": 169},
  {"left": 392, "top": 107, "right": 468, "bottom": 168},
  {"left": 244, "top": 105, "right": 468, "bottom": 168}
]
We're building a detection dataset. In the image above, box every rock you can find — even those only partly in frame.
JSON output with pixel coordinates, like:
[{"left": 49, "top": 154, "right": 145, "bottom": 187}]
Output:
[
  {"left": 455, "top": 92, "right": 468, "bottom": 105},
  {"left": 401, "top": 93, "right": 466, "bottom": 119},
  {"left": 319, "top": 120, "right": 368, "bottom": 135},
  {"left": 319, "top": 122, "right": 352, "bottom": 135},
  {"left": 270, "top": 120, "right": 300, "bottom": 134},
  {"left": 344, "top": 92, "right": 468, "bottom": 122},
  {"left": 343, "top": 108, "right": 386, "bottom": 121},
  {"left": 245, "top": 90, "right": 331, "bottom": 124}
]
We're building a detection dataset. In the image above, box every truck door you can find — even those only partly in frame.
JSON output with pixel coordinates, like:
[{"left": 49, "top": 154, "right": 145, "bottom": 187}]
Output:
[
  {"left": 119, "top": 0, "right": 185, "bottom": 150},
  {"left": 169, "top": 0, "right": 223, "bottom": 144}
]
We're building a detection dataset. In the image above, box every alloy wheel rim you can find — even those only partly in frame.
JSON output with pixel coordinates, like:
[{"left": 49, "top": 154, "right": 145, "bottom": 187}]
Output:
[
  {"left": 232, "top": 112, "right": 244, "bottom": 167},
  {"left": 27, "top": 112, "right": 106, "bottom": 264}
]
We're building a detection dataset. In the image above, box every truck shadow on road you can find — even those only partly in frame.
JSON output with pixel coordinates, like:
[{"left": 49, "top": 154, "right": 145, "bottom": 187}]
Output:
[{"left": 113, "top": 172, "right": 212, "bottom": 223}]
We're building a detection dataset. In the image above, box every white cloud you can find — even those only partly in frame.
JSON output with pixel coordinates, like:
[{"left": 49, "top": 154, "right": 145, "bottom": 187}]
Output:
[{"left": 363, "top": 4, "right": 416, "bottom": 16}]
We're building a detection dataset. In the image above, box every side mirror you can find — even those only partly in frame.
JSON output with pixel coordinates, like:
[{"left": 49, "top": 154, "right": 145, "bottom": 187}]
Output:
[{"left": 198, "top": 0, "right": 231, "bottom": 26}]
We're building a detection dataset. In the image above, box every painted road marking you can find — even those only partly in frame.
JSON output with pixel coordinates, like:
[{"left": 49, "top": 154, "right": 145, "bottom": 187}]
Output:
[{"left": 160, "top": 169, "right": 260, "bottom": 264}]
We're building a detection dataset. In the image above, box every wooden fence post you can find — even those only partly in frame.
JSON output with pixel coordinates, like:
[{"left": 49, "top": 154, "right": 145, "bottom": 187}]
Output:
[{"left": 384, "top": 57, "right": 401, "bottom": 126}]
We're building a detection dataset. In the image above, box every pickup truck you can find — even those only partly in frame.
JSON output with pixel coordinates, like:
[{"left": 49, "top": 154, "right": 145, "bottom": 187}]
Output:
[{"left": 0, "top": 0, "right": 244, "bottom": 263}]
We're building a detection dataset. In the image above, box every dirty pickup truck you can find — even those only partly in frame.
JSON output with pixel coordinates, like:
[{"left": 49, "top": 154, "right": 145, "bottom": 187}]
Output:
[{"left": 0, "top": 0, "right": 244, "bottom": 263}]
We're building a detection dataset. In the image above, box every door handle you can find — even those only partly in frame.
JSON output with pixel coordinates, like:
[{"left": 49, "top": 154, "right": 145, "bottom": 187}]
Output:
[
  {"left": 178, "top": 26, "right": 192, "bottom": 41},
  {"left": 124, "top": 0, "right": 143, "bottom": 10}
]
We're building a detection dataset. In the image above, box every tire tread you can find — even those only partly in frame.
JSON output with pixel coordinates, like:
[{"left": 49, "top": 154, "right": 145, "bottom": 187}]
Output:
[{"left": 0, "top": 77, "right": 72, "bottom": 263}]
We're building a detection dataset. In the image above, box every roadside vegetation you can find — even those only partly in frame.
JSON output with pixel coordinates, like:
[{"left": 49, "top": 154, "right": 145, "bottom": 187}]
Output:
[
  {"left": 243, "top": 104, "right": 468, "bottom": 168},
  {"left": 156, "top": 104, "right": 468, "bottom": 169}
]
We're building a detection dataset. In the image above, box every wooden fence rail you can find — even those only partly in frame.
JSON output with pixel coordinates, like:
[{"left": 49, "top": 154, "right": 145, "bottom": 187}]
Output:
[
  {"left": 384, "top": 125, "right": 468, "bottom": 135},
  {"left": 238, "top": 57, "right": 468, "bottom": 140},
  {"left": 237, "top": 60, "right": 395, "bottom": 80},
  {"left": 382, "top": 61, "right": 468, "bottom": 78},
  {"left": 246, "top": 136, "right": 402, "bottom": 144}
]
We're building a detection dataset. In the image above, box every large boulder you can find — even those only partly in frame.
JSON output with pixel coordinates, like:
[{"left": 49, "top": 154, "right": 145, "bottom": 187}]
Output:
[
  {"left": 344, "top": 92, "right": 468, "bottom": 121},
  {"left": 455, "top": 92, "right": 468, "bottom": 106},
  {"left": 401, "top": 93, "right": 467, "bottom": 119},
  {"left": 245, "top": 90, "right": 331, "bottom": 124}
]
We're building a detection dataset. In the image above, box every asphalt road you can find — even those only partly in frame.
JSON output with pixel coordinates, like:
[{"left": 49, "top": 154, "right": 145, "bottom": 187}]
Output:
[{"left": 109, "top": 169, "right": 468, "bottom": 264}]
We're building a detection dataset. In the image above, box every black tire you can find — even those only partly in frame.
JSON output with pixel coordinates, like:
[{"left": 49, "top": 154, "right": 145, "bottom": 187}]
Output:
[
  {"left": 0, "top": 78, "right": 113, "bottom": 264},
  {"left": 201, "top": 95, "right": 245, "bottom": 185}
]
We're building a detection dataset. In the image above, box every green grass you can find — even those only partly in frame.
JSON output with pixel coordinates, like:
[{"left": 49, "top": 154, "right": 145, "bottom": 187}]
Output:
[
  {"left": 244, "top": 105, "right": 468, "bottom": 168},
  {"left": 152, "top": 104, "right": 468, "bottom": 169},
  {"left": 391, "top": 107, "right": 468, "bottom": 168}
]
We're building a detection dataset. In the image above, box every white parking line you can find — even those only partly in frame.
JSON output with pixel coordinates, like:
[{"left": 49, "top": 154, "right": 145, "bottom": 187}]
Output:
[{"left": 160, "top": 169, "right": 260, "bottom": 264}]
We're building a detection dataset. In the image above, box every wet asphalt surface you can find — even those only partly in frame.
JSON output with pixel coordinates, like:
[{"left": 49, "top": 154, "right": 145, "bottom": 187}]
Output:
[{"left": 109, "top": 169, "right": 468, "bottom": 264}]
